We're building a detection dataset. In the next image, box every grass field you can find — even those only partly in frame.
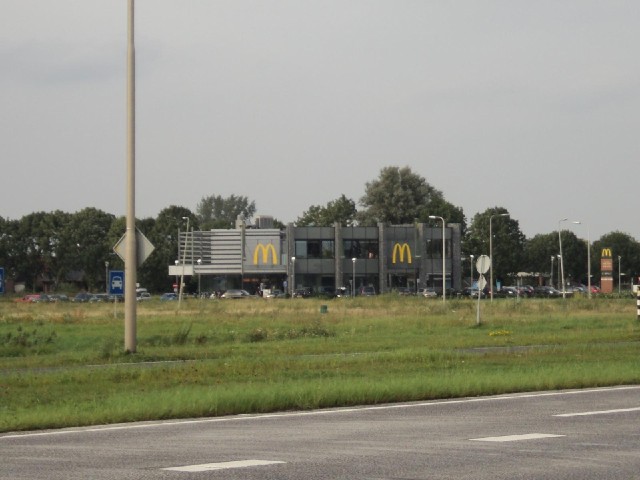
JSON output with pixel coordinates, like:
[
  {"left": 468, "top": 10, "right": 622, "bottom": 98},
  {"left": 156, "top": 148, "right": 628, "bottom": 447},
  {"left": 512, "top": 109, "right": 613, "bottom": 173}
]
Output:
[{"left": 1, "top": 295, "right": 639, "bottom": 433}]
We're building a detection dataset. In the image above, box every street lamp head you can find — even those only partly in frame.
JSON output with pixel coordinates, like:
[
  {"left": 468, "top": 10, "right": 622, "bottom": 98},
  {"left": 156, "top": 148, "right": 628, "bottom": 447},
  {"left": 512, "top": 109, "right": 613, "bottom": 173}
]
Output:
[
  {"left": 182, "top": 216, "right": 188, "bottom": 220},
  {"left": 197, "top": 258, "right": 202, "bottom": 265},
  {"left": 291, "top": 256, "right": 296, "bottom": 262},
  {"left": 352, "top": 257, "right": 357, "bottom": 263},
  {"left": 175, "top": 259, "right": 179, "bottom": 266}
]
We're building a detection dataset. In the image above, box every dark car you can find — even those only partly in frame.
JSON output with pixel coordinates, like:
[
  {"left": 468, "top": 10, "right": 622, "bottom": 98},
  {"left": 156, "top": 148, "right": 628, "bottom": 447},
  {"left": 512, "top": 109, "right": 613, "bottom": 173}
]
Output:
[
  {"left": 293, "top": 287, "right": 313, "bottom": 298},
  {"left": 461, "top": 287, "right": 485, "bottom": 299},
  {"left": 496, "top": 286, "right": 519, "bottom": 298},
  {"left": 534, "top": 286, "right": 562, "bottom": 298},
  {"left": 397, "top": 287, "right": 414, "bottom": 296},
  {"left": 160, "top": 292, "right": 178, "bottom": 301},
  {"left": 357, "top": 286, "right": 376, "bottom": 296},
  {"left": 316, "top": 286, "right": 336, "bottom": 298},
  {"left": 73, "top": 292, "right": 94, "bottom": 303}
]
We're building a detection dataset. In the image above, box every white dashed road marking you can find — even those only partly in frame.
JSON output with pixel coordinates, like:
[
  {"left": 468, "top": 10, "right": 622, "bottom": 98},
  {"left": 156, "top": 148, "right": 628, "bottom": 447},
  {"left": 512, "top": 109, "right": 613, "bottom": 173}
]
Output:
[
  {"left": 163, "top": 459, "right": 286, "bottom": 472},
  {"left": 554, "top": 407, "right": 640, "bottom": 417},
  {"left": 470, "top": 433, "right": 565, "bottom": 442}
]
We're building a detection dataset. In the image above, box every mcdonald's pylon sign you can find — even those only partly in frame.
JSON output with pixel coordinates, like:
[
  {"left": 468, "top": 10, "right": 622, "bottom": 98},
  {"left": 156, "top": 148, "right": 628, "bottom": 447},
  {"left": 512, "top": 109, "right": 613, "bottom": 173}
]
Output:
[
  {"left": 392, "top": 243, "right": 412, "bottom": 264},
  {"left": 253, "top": 243, "right": 278, "bottom": 265},
  {"left": 601, "top": 248, "right": 612, "bottom": 258}
]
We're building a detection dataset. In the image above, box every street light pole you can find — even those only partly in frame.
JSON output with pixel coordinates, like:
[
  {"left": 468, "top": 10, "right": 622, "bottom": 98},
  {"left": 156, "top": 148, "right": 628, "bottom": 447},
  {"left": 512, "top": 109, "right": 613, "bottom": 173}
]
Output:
[
  {"left": 429, "top": 215, "right": 446, "bottom": 302},
  {"left": 558, "top": 218, "right": 568, "bottom": 299},
  {"left": 572, "top": 221, "right": 591, "bottom": 299},
  {"left": 469, "top": 254, "right": 474, "bottom": 287},
  {"left": 618, "top": 256, "right": 622, "bottom": 294},
  {"left": 290, "top": 257, "right": 296, "bottom": 299},
  {"left": 550, "top": 255, "right": 554, "bottom": 288},
  {"left": 178, "top": 216, "right": 189, "bottom": 308},
  {"left": 197, "top": 258, "right": 202, "bottom": 299},
  {"left": 352, "top": 258, "right": 356, "bottom": 297},
  {"left": 489, "top": 213, "right": 509, "bottom": 301}
]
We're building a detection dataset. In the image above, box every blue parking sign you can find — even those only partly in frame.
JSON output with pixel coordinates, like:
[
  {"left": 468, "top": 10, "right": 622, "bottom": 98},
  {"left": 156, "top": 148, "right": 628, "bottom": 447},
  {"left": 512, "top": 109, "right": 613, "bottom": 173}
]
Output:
[
  {"left": 109, "top": 270, "right": 124, "bottom": 295},
  {"left": 0, "top": 267, "right": 4, "bottom": 294}
]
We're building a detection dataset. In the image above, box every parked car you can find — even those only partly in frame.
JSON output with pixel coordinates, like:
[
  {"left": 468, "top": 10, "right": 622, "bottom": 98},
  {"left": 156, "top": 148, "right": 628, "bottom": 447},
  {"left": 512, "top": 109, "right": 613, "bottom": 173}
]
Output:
[
  {"left": 48, "top": 294, "right": 69, "bottom": 302},
  {"left": 293, "top": 288, "right": 313, "bottom": 298},
  {"left": 15, "top": 294, "right": 50, "bottom": 303},
  {"left": 73, "top": 292, "right": 94, "bottom": 303},
  {"left": 534, "top": 286, "right": 562, "bottom": 298},
  {"left": 396, "top": 287, "right": 414, "bottom": 296},
  {"left": 136, "top": 292, "right": 152, "bottom": 301},
  {"left": 221, "top": 289, "right": 254, "bottom": 299},
  {"left": 496, "top": 286, "right": 519, "bottom": 298},
  {"left": 461, "top": 287, "right": 485, "bottom": 299},
  {"left": 418, "top": 287, "right": 438, "bottom": 298},
  {"left": 160, "top": 292, "right": 178, "bottom": 301},
  {"left": 357, "top": 286, "right": 376, "bottom": 296},
  {"left": 316, "top": 286, "right": 336, "bottom": 298},
  {"left": 264, "top": 289, "right": 284, "bottom": 298}
]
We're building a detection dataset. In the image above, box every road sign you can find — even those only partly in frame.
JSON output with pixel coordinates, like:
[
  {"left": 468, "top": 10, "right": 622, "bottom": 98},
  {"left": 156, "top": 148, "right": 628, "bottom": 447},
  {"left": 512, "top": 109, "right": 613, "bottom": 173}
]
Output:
[
  {"left": 476, "top": 255, "right": 491, "bottom": 275},
  {"left": 477, "top": 274, "right": 487, "bottom": 290},
  {"left": 113, "top": 229, "right": 155, "bottom": 267},
  {"left": 0, "top": 267, "right": 4, "bottom": 294},
  {"left": 109, "top": 270, "right": 125, "bottom": 296}
]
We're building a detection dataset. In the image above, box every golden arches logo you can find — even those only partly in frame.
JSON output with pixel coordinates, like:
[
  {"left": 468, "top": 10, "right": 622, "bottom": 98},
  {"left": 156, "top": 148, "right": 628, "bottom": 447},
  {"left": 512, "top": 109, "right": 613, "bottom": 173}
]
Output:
[
  {"left": 392, "top": 243, "right": 412, "bottom": 264},
  {"left": 601, "top": 248, "right": 612, "bottom": 258},
  {"left": 253, "top": 243, "right": 278, "bottom": 265}
]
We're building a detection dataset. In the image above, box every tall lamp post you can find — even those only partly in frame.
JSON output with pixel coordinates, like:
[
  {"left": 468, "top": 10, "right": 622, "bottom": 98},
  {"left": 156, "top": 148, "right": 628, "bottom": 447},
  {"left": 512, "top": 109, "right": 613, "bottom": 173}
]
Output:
[
  {"left": 428, "top": 215, "right": 446, "bottom": 302},
  {"left": 469, "top": 254, "right": 474, "bottom": 287},
  {"left": 550, "top": 255, "right": 555, "bottom": 288},
  {"left": 489, "top": 213, "right": 509, "bottom": 301},
  {"left": 571, "top": 221, "right": 591, "bottom": 299},
  {"left": 558, "top": 218, "right": 568, "bottom": 299},
  {"left": 352, "top": 257, "right": 357, "bottom": 297},
  {"left": 618, "top": 256, "right": 622, "bottom": 294},
  {"left": 290, "top": 257, "right": 296, "bottom": 299},
  {"left": 178, "top": 216, "right": 189, "bottom": 308},
  {"left": 197, "top": 258, "right": 202, "bottom": 299}
]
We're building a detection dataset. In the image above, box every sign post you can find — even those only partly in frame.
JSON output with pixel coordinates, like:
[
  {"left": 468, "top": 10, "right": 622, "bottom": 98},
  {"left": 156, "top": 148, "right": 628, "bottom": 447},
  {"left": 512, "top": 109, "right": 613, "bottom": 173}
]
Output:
[{"left": 476, "top": 255, "right": 491, "bottom": 325}]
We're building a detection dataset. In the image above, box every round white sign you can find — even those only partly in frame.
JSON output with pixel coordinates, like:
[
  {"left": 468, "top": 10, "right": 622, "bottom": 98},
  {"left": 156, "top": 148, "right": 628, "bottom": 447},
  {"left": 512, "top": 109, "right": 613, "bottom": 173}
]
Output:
[{"left": 476, "top": 255, "right": 491, "bottom": 274}]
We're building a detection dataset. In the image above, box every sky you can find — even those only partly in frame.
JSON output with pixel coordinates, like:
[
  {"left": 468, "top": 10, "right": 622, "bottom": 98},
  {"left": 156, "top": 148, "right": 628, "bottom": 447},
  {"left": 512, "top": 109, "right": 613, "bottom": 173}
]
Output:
[{"left": 1, "top": 1, "right": 638, "bottom": 242}]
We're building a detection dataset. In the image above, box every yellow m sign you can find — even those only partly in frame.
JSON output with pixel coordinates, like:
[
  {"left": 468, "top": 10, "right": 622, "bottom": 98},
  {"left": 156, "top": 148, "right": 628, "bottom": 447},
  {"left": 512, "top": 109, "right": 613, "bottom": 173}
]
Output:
[
  {"left": 253, "top": 243, "right": 278, "bottom": 265},
  {"left": 392, "top": 243, "right": 412, "bottom": 264},
  {"left": 601, "top": 248, "right": 612, "bottom": 258}
]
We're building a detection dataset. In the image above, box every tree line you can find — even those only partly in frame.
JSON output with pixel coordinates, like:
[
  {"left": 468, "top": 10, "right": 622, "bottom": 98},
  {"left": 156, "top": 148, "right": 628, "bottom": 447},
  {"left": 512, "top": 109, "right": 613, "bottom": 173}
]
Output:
[{"left": 1, "top": 166, "right": 638, "bottom": 293}]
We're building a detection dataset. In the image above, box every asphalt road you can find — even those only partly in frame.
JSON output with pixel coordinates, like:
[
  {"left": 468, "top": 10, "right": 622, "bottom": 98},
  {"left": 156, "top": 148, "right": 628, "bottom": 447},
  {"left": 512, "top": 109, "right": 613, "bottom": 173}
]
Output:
[{"left": 2, "top": 386, "right": 639, "bottom": 479}]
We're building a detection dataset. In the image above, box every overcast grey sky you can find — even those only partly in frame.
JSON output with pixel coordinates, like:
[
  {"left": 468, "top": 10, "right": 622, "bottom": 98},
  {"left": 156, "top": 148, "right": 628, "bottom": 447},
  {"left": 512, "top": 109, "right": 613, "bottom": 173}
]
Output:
[{"left": 1, "top": 1, "right": 638, "bottom": 241}]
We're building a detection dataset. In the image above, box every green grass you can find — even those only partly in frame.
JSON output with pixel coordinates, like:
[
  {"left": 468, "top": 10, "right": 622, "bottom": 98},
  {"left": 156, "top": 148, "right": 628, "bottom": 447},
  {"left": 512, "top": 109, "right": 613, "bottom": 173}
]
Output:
[{"left": 1, "top": 295, "right": 639, "bottom": 432}]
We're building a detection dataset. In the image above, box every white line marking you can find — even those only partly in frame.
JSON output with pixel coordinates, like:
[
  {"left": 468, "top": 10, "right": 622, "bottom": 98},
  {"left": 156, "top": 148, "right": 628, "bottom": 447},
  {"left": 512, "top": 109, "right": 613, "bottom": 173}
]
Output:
[
  {"left": 2, "top": 385, "right": 639, "bottom": 440},
  {"left": 554, "top": 407, "right": 640, "bottom": 417},
  {"left": 470, "top": 433, "right": 565, "bottom": 442},
  {"left": 163, "top": 460, "right": 285, "bottom": 472}
]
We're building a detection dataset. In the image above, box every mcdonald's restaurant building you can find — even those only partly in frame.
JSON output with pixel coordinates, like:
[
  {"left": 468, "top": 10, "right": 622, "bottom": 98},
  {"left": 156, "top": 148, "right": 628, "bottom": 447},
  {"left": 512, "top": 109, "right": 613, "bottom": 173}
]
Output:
[{"left": 169, "top": 220, "right": 462, "bottom": 295}]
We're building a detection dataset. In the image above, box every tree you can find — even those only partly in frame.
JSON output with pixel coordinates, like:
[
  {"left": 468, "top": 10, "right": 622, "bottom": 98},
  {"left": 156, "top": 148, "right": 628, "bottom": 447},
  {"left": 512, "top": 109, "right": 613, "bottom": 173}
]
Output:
[
  {"left": 357, "top": 166, "right": 465, "bottom": 227},
  {"left": 196, "top": 194, "right": 256, "bottom": 230},
  {"left": 139, "top": 206, "right": 195, "bottom": 292},
  {"left": 296, "top": 194, "right": 357, "bottom": 226},
  {"left": 593, "top": 231, "right": 640, "bottom": 288},
  {"left": 463, "top": 207, "right": 526, "bottom": 285},
  {"left": 524, "top": 230, "right": 587, "bottom": 287},
  {"left": 57, "top": 208, "right": 115, "bottom": 290}
]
